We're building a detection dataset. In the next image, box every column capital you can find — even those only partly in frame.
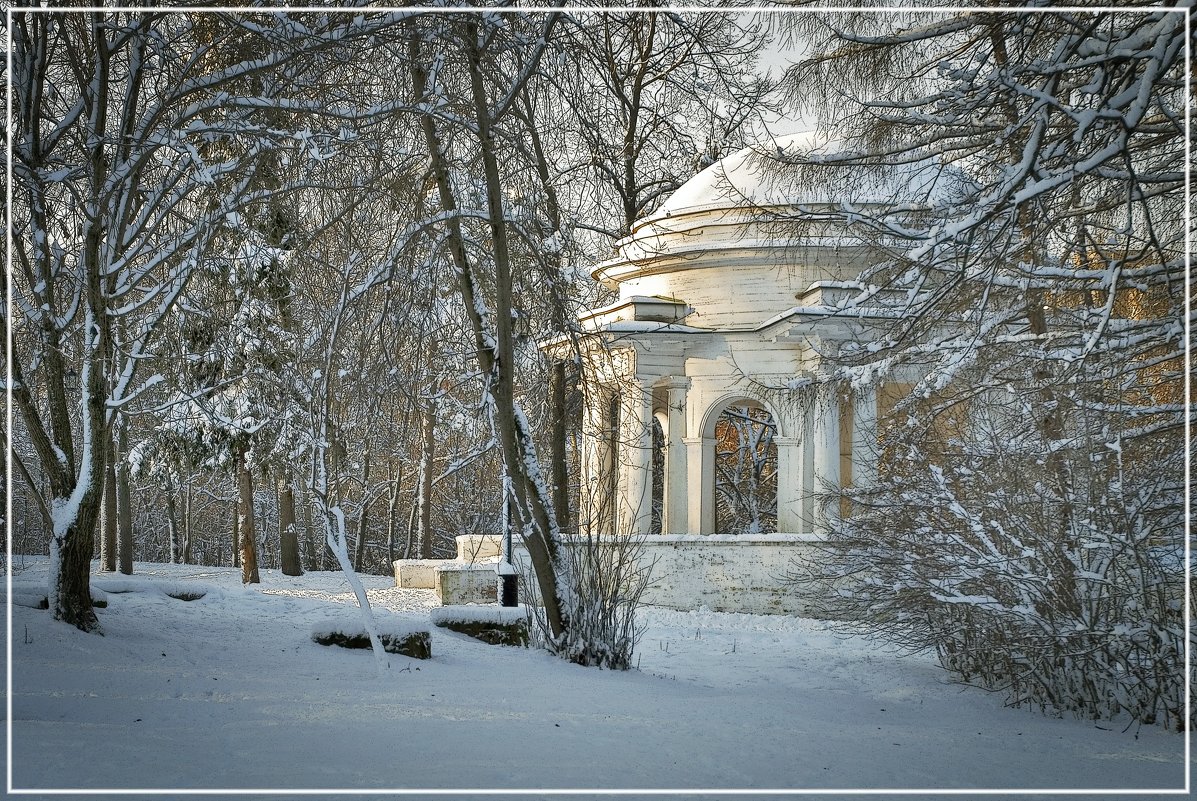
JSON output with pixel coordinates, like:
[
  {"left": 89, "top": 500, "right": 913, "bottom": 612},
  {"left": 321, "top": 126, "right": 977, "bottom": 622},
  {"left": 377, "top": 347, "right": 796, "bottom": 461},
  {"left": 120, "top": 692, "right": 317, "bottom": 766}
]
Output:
[
  {"left": 681, "top": 436, "right": 708, "bottom": 446},
  {"left": 773, "top": 436, "right": 801, "bottom": 447},
  {"left": 655, "top": 375, "right": 692, "bottom": 391}
]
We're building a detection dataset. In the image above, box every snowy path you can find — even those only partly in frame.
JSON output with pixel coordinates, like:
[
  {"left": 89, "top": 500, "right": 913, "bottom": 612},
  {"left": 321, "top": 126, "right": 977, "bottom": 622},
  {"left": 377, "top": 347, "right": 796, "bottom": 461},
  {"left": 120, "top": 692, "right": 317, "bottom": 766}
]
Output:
[{"left": 6, "top": 560, "right": 1186, "bottom": 798}]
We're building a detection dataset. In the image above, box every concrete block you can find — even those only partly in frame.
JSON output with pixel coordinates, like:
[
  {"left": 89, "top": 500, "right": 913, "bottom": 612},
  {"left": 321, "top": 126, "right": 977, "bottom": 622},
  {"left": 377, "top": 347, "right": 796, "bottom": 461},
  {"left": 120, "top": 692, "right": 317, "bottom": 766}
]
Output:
[
  {"left": 455, "top": 534, "right": 503, "bottom": 562},
  {"left": 435, "top": 562, "right": 499, "bottom": 605},
  {"left": 393, "top": 559, "right": 451, "bottom": 589}
]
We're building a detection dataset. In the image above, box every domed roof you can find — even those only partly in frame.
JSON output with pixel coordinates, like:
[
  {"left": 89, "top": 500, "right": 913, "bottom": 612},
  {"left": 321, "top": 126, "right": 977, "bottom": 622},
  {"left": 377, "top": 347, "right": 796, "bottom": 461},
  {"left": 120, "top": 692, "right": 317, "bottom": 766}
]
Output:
[
  {"left": 589, "top": 131, "right": 969, "bottom": 327},
  {"left": 654, "top": 131, "right": 829, "bottom": 217},
  {"left": 648, "top": 131, "right": 964, "bottom": 222}
]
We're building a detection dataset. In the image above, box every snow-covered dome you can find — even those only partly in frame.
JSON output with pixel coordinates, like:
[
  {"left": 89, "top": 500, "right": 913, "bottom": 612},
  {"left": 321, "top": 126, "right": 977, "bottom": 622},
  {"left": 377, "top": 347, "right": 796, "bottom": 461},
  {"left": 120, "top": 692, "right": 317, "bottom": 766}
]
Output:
[
  {"left": 650, "top": 131, "right": 961, "bottom": 222},
  {"left": 654, "top": 131, "right": 832, "bottom": 218},
  {"left": 590, "top": 132, "right": 965, "bottom": 329}
]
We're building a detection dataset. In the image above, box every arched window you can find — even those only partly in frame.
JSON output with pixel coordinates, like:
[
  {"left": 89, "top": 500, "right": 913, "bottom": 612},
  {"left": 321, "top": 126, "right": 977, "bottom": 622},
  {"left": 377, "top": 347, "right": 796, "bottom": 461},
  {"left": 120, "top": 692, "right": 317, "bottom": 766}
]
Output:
[{"left": 713, "top": 403, "right": 778, "bottom": 534}]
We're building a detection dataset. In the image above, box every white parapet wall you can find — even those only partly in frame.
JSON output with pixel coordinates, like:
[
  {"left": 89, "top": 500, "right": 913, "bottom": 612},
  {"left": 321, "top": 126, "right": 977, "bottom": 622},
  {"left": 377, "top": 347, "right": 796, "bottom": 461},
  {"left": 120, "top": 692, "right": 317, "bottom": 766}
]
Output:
[
  {"left": 636, "top": 534, "right": 824, "bottom": 616},
  {"left": 510, "top": 534, "right": 824, "bottom": 616},
  {"left": 397, "top": 533, "right": 823, "bottom": 614},
  {"left": 456, "top": 534, "right": 503, "bottom": 561}
]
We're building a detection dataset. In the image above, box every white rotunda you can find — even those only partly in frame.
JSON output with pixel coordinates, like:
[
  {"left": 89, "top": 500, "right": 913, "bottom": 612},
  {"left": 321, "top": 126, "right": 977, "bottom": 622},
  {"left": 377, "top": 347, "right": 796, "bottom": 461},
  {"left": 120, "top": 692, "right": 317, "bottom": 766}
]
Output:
[
  {"left": 398, "top": 134, "right": 956, "bottom": 614},
  {"left": 563, "top": 134, "right": 948, "bottom": 612}
]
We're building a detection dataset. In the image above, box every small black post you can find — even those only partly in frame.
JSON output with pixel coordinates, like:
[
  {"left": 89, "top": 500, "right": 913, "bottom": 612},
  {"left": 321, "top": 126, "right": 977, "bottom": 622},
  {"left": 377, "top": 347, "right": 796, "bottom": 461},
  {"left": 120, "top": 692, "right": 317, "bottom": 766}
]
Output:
[
  {"left": 498, "top": 495, "right": 518, "bottom": 606},
  {"left": 498, "top": 566, "right": 518, "bottom": 607}
]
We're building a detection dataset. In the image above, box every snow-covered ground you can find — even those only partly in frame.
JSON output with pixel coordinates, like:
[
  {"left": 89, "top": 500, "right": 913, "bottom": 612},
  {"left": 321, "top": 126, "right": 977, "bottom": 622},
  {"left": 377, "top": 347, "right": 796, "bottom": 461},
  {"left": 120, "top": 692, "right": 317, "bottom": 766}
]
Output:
[{"left": 6, "top": 558, "right": 1187, "bottom": 799}]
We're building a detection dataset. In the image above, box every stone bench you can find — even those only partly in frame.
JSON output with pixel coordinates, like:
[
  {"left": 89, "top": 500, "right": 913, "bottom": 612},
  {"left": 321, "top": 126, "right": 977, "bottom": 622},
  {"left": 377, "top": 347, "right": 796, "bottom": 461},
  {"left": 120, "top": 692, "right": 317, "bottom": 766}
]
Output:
[
  {"left": 310, "top": 613, "right": 431, "bottom": 659},
  {"left": 393, "top": 534, "right": 511, "bottom": 606},
  {"left": 430, "top": 604, "right": 529, "bottom": 646}
]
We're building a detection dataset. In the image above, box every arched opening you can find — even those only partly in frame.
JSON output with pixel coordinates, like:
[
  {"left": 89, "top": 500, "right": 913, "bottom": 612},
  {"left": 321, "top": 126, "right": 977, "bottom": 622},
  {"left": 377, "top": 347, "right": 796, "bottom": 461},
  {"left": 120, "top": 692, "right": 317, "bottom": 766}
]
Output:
[
  {"left": 713, "top": 403, "right": 778, "bottom": 534},
  {"left": 650, "top": 416, "right": 665, "bottom": 535}
]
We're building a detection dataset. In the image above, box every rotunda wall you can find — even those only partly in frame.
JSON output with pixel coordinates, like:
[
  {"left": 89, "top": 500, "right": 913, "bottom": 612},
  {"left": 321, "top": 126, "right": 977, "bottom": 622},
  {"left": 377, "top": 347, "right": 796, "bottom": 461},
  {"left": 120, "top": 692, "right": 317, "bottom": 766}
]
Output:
[{"left": 613, "top": 245, "right": 872, "bottom": 329}]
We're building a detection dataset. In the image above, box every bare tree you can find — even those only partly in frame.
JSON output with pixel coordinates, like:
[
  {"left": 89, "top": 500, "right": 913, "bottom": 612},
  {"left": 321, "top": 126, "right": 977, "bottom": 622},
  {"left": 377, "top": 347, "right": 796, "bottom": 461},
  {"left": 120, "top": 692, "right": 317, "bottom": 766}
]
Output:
[
  {"left": 560, "top": 10, "right": 776, "bottom": 238},
  {"left": 778, "top": 6, "right": 1186, "bottom": 728},
  {"left": 7, "top": 9, "right": 409, "bottom": 627}
]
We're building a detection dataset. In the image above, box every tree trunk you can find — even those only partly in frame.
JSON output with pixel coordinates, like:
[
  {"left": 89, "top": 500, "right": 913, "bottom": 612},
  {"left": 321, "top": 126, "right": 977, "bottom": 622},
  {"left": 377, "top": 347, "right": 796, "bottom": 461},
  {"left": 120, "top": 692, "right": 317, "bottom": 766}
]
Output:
[
  {"left": 181, "top": 480, "right": 193, "bottom": 565},
  {"left": 232, "top": 495, "right": 240, "bottom": 569},
  {"left": 48, "top": 9, "right": 111, "bottom": 633},
  {"left": 353, "top": 505, "right": 368, "bottom": 572},
  {"left": 353, "top": 454, "right": 371, "bottom": 572},
  {"left": 405, "top": 500, "right": 419, "bottom": 561},
  {"left": 165, "top": 474, "right": 179, "bottom": 564},
  {"left": 236, "top": 440, "right": 260, "bottom": 584},
  {"left": 53, "top": 511, "right": 101, "bottom": 632},
  {"left": 302, "top": 484, "right": 319, "bottom": 571},
  {"left": 100, "top": 433, "right": 117, "bottom": 572},
  {"left": 279, "top": 478, "right": 302, "bottom": 576},
  {"left": 409, "top": 20, "right": 568, "bottom": 640},
  {"left": 417, "top": 400, "right": 435, "bottom": 560},
  {"left": 116, "top": 415, "right": 134, "bottom": 575},
  {"left": 386, "top": 463, "right": 403, "bottom": 565},
  {"left": 463, "top": 23, "right": 567, "bottom": 638},
  {"left": 45, "top": 359, "right": 106, "bottom": 631},
  {"left": 550, "top": 360, "right": 570, "bottom": 535}
]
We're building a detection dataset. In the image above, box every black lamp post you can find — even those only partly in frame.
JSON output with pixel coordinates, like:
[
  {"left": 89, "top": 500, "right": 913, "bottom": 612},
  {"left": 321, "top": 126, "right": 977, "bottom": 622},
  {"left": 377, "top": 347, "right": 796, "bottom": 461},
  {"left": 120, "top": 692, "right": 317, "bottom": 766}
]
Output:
[{"left": 498, "top": 496, "right": 518, "bottom": 607}]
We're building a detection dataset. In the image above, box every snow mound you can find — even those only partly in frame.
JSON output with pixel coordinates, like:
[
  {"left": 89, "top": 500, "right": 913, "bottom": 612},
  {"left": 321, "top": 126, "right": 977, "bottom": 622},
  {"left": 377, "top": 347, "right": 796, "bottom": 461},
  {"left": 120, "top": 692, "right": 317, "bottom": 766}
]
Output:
[
  {"left": 9, "top": 584, "right": 52, "bottom": 609},
  {"left": 310, "top": 611, "right": 432, "bottom": 658},
  {"left": 8, "top": 581, "right": 109, "bottom": 609},
  {"left": 91, "top": 577, "right": 223, "bottom": 601}
]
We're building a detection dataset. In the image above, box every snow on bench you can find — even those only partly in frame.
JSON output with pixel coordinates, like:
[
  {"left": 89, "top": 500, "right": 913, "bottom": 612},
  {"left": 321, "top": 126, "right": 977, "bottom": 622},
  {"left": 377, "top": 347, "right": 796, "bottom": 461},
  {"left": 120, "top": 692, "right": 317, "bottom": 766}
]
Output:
[
  {"left": 429, "top": 604, "right": 529, "bottom": 647},
  {"left": 310, "top": 612, "right": 431, "bottom": 659}
]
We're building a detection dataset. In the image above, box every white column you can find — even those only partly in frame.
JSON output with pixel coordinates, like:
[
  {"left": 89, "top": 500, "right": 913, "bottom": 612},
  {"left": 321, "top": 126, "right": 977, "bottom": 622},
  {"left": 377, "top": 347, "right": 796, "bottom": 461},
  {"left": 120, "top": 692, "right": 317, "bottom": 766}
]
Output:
[
  {"left": 851, "top": 384, "right": 878, "bottom": 488},
  {"left": 774, "top": 436, "right": 802, "bottom": 534},
  {"left": 683, "top": 436, "right": 715, "bottom": 534},
  {"left": 812, "top": 389, "right": 841, "bottom": 537},
  {"left": 662, "top": 378, "right": 689, "bottom": 534},
  {"left": 579, "top": 384, "right": 614, "bottom": 536},
  {"left": 799, "top": 403, "right": 815, "bottom": 535},
  {"left": 618, "top": 382, "right": 654, "bottom": 536}
]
